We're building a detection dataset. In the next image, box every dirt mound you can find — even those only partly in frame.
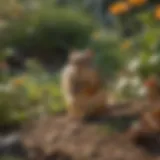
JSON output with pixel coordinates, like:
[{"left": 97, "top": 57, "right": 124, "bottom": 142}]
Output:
[
  {"left": 20, "top": 118, "right": 158, "bottom": 160},
  {"left": 21, "top": 101, "right": 160, "bottom": 160}
]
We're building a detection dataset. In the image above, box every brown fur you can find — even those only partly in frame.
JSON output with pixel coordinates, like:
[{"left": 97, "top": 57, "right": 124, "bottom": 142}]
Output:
[
  {"left": 60, "top": 49, "right": 108, "bottom": 119},
  {"left": 145, "top": 76, "right": 160, "bottom": 102},
  {"left": 128, "top": 108, "right": 160, "bottom": 142}
]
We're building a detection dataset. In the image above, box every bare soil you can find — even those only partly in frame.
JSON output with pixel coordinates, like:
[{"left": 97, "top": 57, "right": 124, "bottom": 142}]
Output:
[{"left": 21, "top": 100, "right": 160, "bottom": 160}]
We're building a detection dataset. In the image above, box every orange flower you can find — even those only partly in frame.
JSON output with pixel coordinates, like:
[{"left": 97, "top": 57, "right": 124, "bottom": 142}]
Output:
[
  {"left": 11, "top": 4, "right": 24, "bottom": 19},
  {"left": 127, "top": 0, "right": 147, "bottom": 6},
  {"left": 12, "top": 77, "right": 25, "bottom": 86},
  {"left": 109, "top": 2, "right": 130, "bottom": 15},
  {"left": 155, "top": 5, "right": 160, "bottom": 20},
  {"left": 121, "top": 40, "right": 131, "bottom": 49}
]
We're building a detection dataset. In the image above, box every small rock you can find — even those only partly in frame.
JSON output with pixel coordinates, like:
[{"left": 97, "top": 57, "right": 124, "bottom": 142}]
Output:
[{"left": 0, "top": 133, "right": 27, "bottom": 157}]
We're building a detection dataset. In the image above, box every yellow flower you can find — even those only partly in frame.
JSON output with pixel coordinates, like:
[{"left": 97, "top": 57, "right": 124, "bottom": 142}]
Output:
[
  {"left": 127, "top": 0, "right": 148, "bottom": 6},
  {"left": 155, "top": 5, "right": 160, "bottom": 20},
  {"left": 109, "top": 2, "right": 130, "bottom": 15},
  {"left": 91, "top": 31, "right": 101, "bottom": 40}
]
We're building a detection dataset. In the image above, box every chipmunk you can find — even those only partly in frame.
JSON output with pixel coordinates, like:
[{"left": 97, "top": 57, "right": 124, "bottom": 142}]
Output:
[
  {"left": 128, "top": 108, "right": 160, "bottom": 143},
  {"left": 60, "top": 49, "right": 108, "bottom": 120},
  {"left": 144, "top": 75, "right": 160, "bottom": 102}
]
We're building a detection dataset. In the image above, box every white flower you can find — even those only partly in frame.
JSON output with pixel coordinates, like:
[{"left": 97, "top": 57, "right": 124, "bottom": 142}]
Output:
[
  {"left": 148, "top": 54, "right": 160, "bottom": 65},
  {"left": 0, "top": 84, "right": 13, "bottom": 93},
  {"left": 28, "top": 1, "right": 40, "bottom": 10},
  {"left": 4, "top": 47, "right": 15, "bottom": 56},
  {"left": 132, "top": 121, "right": 140, "bottom": 130},
  {"left": 130, "top": 76, "right": 141, "bottom": 87},
  {"left": 42, "top": 74, "right": 49, "bottom": 81},
  {"left": 127, "top": 58, "right": 140, "bottom": 72},
  {"left": 0, "top": 20, "right": 8, "bottom": 29},
  {"left": 27, "top": 27, "right": 35, "bottom": 34},
  {"left": 116, "top": 76, "right": 129, "bottom": 91},
  {"left": 138, "top": 86, "right": 147, "bottom": 97}
]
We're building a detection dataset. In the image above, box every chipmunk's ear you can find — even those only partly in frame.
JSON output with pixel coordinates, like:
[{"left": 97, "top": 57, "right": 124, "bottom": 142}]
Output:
[
  {"left": 84, "top": 49, "right": 95, "bottom": 58},
  {"left": 68, "top": 49, "right": 78, "bottom": 59},
  {"left": 68, "top": 49, "right": 82, "bottom": 63}
]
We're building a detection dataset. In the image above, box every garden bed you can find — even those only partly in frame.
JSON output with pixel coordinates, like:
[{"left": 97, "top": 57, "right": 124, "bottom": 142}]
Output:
[{"left": 20, "top": 100, "right": 160, "bottom": 160}]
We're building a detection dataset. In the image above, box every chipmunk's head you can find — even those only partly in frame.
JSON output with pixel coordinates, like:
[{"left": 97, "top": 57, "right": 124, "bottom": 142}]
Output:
[{"left": 68, "top": 49, "right": 94, "bottom": 67}]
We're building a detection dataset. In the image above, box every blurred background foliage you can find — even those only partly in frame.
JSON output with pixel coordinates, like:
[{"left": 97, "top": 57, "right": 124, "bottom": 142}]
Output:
[{"left": 0, "top": 0, "right": 160, "bottom": 126}]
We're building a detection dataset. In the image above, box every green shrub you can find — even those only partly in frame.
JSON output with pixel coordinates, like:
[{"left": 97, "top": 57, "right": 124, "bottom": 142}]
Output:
[
  {"left": 0, "top": 156, "right": 22, "bottom": 160},
  {"left": 0, "top": 60, "right": 65, "bottom": 126},
  {"left": 112, "top": 12, "right": 160, "bottom": 100},
  {"left": 0, "top": 74, "right": 65, "bottom": 126},
  {"left": 90, "top": 30, "right": 124, "bottom": 78},
  {"left": 2, "top": 6, "right": 94, "bottom": 60},
  {"left": 0, "top": 83, "right": 29, "bottom": 125}
]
